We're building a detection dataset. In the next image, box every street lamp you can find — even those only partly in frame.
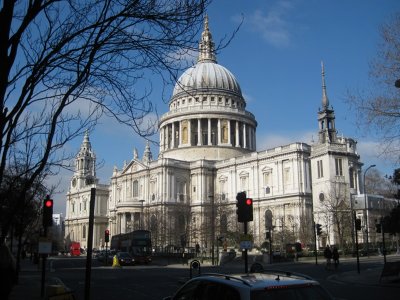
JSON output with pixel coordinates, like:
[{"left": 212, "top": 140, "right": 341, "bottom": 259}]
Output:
[{"left": 363, "top": 164, "right": 376, "bottom": 257}]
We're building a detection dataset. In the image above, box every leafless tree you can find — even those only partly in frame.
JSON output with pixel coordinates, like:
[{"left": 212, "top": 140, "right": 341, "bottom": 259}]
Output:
[
  {"left": 347, "top": 13, "right": 400, "bottom": 161},
  {"left": 319, "top": 180, "right": 353, "bottom": 251},
  {"left": 0, "top": 0, "right": 213, "bottom": 240}
]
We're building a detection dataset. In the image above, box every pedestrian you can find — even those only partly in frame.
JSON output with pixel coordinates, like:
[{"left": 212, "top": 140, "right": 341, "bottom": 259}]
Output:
[
  {"left": 323, "top": 245, "right": 332, "bottom": 270},
  {"left": 332, "top": 247, "right": 339, "bottom": 270}
]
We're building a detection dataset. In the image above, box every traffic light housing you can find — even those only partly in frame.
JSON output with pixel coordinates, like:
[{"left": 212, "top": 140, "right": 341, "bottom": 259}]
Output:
[
  {"left": 236, "top": 192, "right": 253, "bottom": 222},
  {"left": 244, "top": 198, "right": 253, "bottom": 222},
  {"left": 105, "top": 229, "right": 110, "bottom": 243},
  {"left": 355, "top": 218, "right": 362, "bottom": 231},
  {"left": 375, "top": 223, "right": 381, "bottom": 233},
  {"left": 316, "top": 223, "right": 322, "bottom": 236},
  {"left": 42, "top": 196, "right": 53, "bottom": 227}
]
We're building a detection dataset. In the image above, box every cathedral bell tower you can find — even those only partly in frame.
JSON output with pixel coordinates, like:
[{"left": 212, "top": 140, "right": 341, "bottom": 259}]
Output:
[
  {"left": 71, "top": 130, "right": 97, "bottom": 190},
  {"left": 318, "top": 62, "right": 337, "bottom": 144}
]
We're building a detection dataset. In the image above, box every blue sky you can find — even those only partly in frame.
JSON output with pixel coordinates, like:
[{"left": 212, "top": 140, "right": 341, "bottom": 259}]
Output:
[{"left": 52, "top": 0, "right": 400, "bottom": 214}]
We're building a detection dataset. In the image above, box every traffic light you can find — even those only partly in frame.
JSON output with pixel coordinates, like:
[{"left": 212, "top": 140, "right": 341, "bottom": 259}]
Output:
[
  {"left": 316, "top": 223, "right": 322, "bottom": 236},
  {"left": 355, "top": 218, "right": 362, "bottom": 231},
  {"left": 105, "top": 229, "right": 110, "bottom": 243},
  {"left": 236, "top": 192, "right": 246, "bottom": 222},
  {"left": 42, "top": 196, "right": 53, "bottom": 227},
  {"left": 375, "top": 223, "right": 381, "bottom": 233},
  {"left": 244, "top": 198, "right": 253, "bottom": 222},
  {"left": 236, "top": 192, "right": 253, "bottom": 222}
]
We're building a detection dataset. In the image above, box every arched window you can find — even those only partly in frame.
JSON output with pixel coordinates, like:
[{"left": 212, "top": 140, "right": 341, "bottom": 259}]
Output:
[
  {"left": 132, "top": 180, "right": 139, "bottom": 197},
  {"left": 265, "top": 209, "right": 273, "bottom": 229},
  {"left": 349, "top": 167, "right": 355, "bottom": 189},
  {"left": 221, "top": 120, "right": 228, "bottom": 143},
  {"left": 82, "top": 225, "right": 86, "bottom": 239}
]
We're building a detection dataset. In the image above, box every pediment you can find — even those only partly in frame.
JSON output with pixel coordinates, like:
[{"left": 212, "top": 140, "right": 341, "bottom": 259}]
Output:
[
  {"left": 120, "top": 159, "right": 148, "bottom": 175},
  {"left": 239, "top": 170, "right": 249, "bottom": 177},
  {"left": 218, "top": 175, "right": 228, "bottom": 182},
  {"left": 261, "top": 166, "right": 273, "bottom": 173}
]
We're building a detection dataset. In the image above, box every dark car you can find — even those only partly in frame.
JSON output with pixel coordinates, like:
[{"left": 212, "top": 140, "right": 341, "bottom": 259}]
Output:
[
  {"left": 163, "top": 269, "right": 334, "bottom": 300},
  {"left": 97, "top": 250, "right": 116, "bottom": 263},
  {"left": 116, "top": 252, "right": 134, "bottom": 266}
]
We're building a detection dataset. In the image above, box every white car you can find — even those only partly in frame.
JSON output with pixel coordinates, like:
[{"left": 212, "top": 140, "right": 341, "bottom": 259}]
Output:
[{"left": 163, "top": 269, "right": 334, "bottom": 300}]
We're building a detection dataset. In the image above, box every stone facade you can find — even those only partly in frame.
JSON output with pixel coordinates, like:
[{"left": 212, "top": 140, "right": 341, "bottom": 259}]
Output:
[{"left": 64, "top": 18, "right": 363, "bottom": 252}]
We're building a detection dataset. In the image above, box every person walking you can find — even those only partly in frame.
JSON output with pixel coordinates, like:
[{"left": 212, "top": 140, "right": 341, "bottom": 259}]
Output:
[
  {"left": 323, "top": 245, "right": 332, "bottom": 270},
  {"left": 332, "top": 247, "right": 339, "bottom": 270}
]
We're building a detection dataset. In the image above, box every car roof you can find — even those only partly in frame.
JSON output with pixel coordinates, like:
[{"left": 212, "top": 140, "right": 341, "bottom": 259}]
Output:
[{"left": 191, "top": 271, "right": 319, "bottom": 290}]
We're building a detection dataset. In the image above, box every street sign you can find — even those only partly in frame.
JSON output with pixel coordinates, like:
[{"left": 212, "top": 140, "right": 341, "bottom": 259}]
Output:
[
  {"left": 240, "top": 240, "right": 253, "bottom": 249},
  {"left": 240, "top": 233, "right": 253, "bottom": 250},
  {"left": 38, "top": 241, "right": 52, "bottom": 254}
]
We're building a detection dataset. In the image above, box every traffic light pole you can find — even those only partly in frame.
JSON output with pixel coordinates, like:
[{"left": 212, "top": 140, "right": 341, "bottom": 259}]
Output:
[
  {"left": 244, "top": 221, "right": 248, "bottom": 274},
  {"left": 85, "top": 188, "right": 96, "bottom": 300},
  {"left": 40, "top": 226, "right": 47, "bottom": 298},
  {"left": 381, "top": 220, "right": 387, "bottom": 264},
  {"left": 313, "top": 222, "right": 318, "bottom": 265},
  {"left": 354, "top": 211, "right": 360, "bottom": 274}
]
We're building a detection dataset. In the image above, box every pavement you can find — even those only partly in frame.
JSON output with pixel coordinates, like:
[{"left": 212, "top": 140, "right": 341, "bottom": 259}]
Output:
[{"left": 8, "top": 255, "right": 400, "bottom": 300}]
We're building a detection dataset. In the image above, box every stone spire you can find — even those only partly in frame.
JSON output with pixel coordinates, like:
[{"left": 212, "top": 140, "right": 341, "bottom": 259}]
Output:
[
  {"left": 75, "top": 129, "right": 96, "bottom": 178},
  {"left": 321, "top": 61, "right": 329, "bottom": 109},
  {"left": 317, "top": 63, "right": 337, "bottom": 144},
  {"left": 142, "top": 141, "right": 152, "bottom": 164},
  {"left": 198, "top": 15, "right": 217, "bottom": 63}
]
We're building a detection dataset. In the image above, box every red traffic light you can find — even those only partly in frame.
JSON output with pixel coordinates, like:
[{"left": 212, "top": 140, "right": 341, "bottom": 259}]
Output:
[
  {"left": 43, "top": 197, "right": 53, "bottom": 227},
  {"left": 105, "top": 229, "right": 110, "bottom": 243},
  {"left": 245, "top": 198, "right": 252, "bottom": 205}
]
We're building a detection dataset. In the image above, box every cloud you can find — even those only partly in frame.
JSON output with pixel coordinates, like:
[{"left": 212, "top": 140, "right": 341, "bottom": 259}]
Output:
[{"left": 246, "top": 1, "right": 295, "bottom": 47}]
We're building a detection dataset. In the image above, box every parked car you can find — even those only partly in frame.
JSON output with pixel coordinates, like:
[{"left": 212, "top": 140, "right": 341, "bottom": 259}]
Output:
[
  {"left": 163, "top": 269, "right": 334, "bottom": 300},
  {"left": 116, "top": 252, "right": 135, "bottom": 266}
]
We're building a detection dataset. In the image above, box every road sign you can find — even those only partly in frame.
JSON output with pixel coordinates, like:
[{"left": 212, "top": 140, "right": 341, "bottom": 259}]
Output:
[
  {"left": 38, "top": 241, "right": 52, "bottom": 254},
  {"left": 240, "top": 234, "right": 253, "bottom": 250},
  {"left": 240, "top": 241, "right": 253, "bottom": 249}
]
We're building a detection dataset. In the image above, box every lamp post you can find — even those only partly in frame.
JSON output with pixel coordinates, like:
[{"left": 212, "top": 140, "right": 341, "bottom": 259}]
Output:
[{"left": 363, "top": 164, "right": 376, "bottom": 257}]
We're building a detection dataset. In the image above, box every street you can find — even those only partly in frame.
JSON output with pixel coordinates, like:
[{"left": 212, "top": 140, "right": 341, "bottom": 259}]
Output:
[{"left": 41, "top": 255, "right": 400, "bottom": 300}]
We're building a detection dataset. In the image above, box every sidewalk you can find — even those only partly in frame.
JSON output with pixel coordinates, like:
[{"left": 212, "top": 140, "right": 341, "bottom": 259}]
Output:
[
  {"left": 328, "top": 265, "right": 400, "bottom": 288},
  {"left": 8, "top": 259, "right": 72, "bottom": 300},
  {"left": 9, "top": 259, "right": 42, "bottom": 300}
]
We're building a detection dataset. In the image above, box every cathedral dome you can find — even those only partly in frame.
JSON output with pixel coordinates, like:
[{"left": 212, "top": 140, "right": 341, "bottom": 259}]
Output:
[{"left": 172, "top": 61, "right": 242, "bottom": 97}]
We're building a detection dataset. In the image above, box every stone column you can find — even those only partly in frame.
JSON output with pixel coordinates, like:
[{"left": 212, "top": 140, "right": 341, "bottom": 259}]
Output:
[
  {"left": 159, "top": 126, "right": 164, "bottom": 152},
  {"left": 188, "top": 119, "right": 192, "bottom": 146},
  {"left": 122, "top": 212, "right": 126, "bottom": 233},
  {"left": 208, "top": 118, "right": 212, "bottom": 145},
  {"left": 243, "top": 123, "right": 247, "bottom": 149},
  {"left": 197, "top": 119, "right": 202, "bottom": 146},
  {"left": 179, "top": 120, "right": 182, "bottom": 147},
  {"left": 217, "top": 119, "right": 221, "bottom": 145},
  {"left": 235, "top": 121, "right": 240, "bottom": 147},
  {"left": 227, "top": 120, "right": 231, "bottom": 145},
  {"left": 171, "top": 122, "right": 175, "bottom": 148}
]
